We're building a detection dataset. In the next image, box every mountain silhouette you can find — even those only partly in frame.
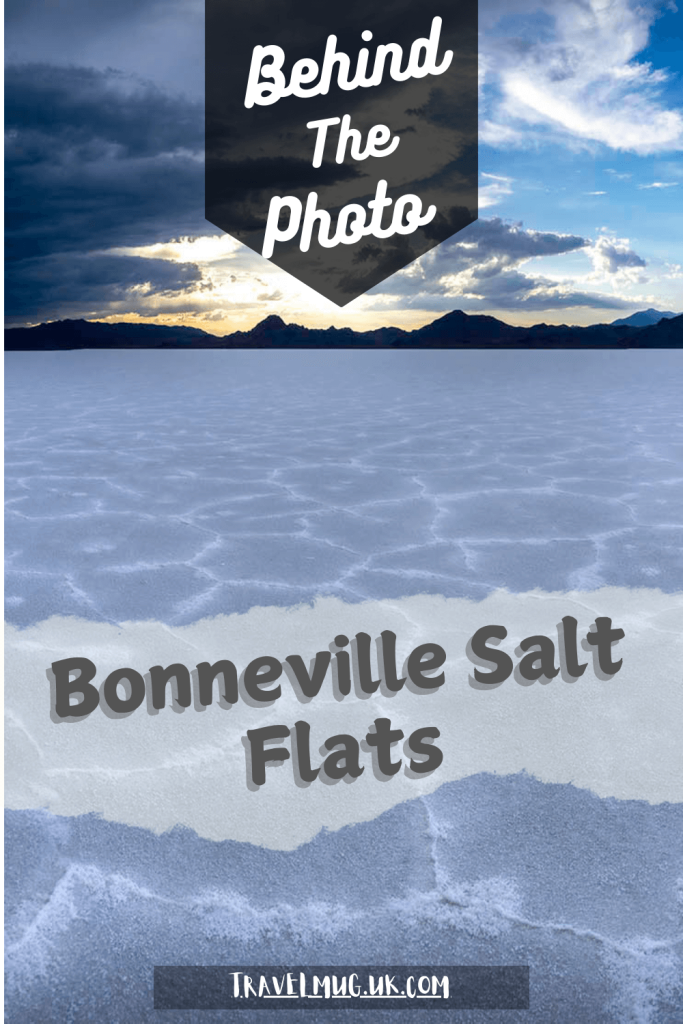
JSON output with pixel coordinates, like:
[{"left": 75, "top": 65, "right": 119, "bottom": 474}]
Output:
[
  {"left": 5, "top": 309, "right": 683, "bottom": 350},
  {"left": 611, "top": 308, "right": 679, "bottom": 328}
]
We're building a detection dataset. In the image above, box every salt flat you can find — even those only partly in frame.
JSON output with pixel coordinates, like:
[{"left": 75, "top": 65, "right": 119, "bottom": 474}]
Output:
[
  {"left": 5, "top": 349, "right": 683, "bottom": 1022},
  {"left": 6, "top": 349, "right": 683, "bottom": 624}
]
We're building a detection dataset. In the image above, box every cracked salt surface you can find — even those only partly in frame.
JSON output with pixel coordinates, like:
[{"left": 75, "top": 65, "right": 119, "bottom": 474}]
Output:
[
  {"left": 5, "top": 778, "right": 683, "bottom": 1023},
  {"left": 5, "top": 349, "right": 683, "bottom": 1022},
  {"left": 6, "top": 349, "right": 683, "bottom": 624}
]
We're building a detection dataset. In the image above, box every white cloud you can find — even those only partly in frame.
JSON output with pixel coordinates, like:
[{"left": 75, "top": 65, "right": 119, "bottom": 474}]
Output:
[
  {"left": 586, "top": 235, "right": 648, "bottom": 280},
  {"left": 367, "top": 217, "right": 628, "bottom": 310},
  {"left": 479, "top": 119, "right": 527, "bottom": 147},
  {"left": 110, "top": 235, "right": 243, "bottom": 262},
  {"left": 480, "top": 0, "right": 683, "bottom": 154},
  {"left": 637, "top": 181, "right": 679, "bottom": 189},
  {"left": 479, "top": 172, "right": 514, "bottom": 207}
]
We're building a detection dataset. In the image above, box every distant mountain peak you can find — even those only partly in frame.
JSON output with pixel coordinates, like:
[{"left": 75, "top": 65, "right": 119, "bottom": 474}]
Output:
[
  {"left": 256, "top": 315, "right": 287, "bottom": 329},
  {"left": 611, "top": 308, "right": 679, "bottom": 327}
]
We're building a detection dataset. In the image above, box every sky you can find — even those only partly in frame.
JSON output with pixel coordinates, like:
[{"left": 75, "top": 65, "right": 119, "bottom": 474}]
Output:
[{"left": 5, "top": 0, "right": 683, "bottom": 331}]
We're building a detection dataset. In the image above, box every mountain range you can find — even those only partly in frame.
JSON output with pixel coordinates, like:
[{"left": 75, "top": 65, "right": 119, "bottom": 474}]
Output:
[{"left": 5, "top": 309, "right": 683, "bottom": 350}]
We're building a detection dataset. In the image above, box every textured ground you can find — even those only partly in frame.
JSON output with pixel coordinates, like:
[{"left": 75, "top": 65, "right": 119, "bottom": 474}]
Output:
[
  {"left": 5, "top": 349, "right": 683, "bottom": 1021},
  {"left": 6, "top": 350, "right": 683, "bottom": 624}
]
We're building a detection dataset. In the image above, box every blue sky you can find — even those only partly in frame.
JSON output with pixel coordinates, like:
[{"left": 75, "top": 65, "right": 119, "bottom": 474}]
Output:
[
  {"left": 5, "top": 0, "right": 683, "bottom": 330},
  {"left": 466, "top": 0, "right": 683, "bottom": 324}
]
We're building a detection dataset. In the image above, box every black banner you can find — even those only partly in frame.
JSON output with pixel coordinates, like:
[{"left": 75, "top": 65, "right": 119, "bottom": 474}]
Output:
[
  {"left": 206, "top": 0, "right": 478, "bottom": 303},
  {"left": 154, "top": 965, "right": 529, "bottom": 1010}
]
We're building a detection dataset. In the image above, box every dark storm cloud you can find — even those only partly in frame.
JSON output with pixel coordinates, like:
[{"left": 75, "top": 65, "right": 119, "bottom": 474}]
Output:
[
  {"left": 6, "top": 63, "right": 206, "bottom": 255},
  {"left": 5, "top": 254, "right": 203, "bottom": 321},
  {"left": 6, "top": 64, "right": 203, "bottom": 159},
  {"left": 5, "top": 63, "right": 209, "bottom": 319},
  {"left": 5, "top": 0, "right": 205, "bottom": 99},
  {"left": 5, "top": 0, "right": 159, "bottom": 40}
]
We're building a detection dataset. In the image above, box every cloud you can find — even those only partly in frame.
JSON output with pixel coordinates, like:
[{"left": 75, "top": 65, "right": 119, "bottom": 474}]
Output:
[
  {"left": 479, "top": 120, "right": 527, "bottom": 147},
  {"left": 447, "top": 217, "right": 587, "bottom": 261},
  {"left": 479, "top": 173, "right": 514, "bottom": 208},
  {"left": 480, "top": 0, "right": 683, "bottom": 154},
  {"left": 105, "top": 217, "right": 636, "bottom": 319},
  {"left": 6, "top": 0, "right": 481, "bottom": 312},
  {"left": 5, "top": 63, "right": 209, "bottom": 318},
  {"left": 5, "top": 4, "right": 675, "bottom": 327},
  {"left": 110, "top": 236, "right": 243, "bottom": 264},
  {"left": 587, "top": 236, "right": 647, "bottom": 276},
  {"left": 5, "top": 0, "right": 205, "bottom": 98},
  {"left": 5, "top": 254, "right": 205, "bottom": 322},
  {"left": 637, "top": 181, "right": 679, "bottom": 189},
  {"left": 365, "top": 216, "right": 629, "bottom": 311},
  {"left": 6, "top": 63, "right": 203, "bottom": 160},
  {"left": 105, "top": 217, "right": 631, "bottom": 318},
  {"left": 605, "top": 169, "right": 632, "bottom": 180}
]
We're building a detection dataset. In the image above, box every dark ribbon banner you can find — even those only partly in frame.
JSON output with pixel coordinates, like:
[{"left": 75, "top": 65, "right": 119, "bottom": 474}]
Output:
[
  {"left": 154, "top": 965, "right": 529, "bottom": 1010},
  {"left": 206, "top": 0, "right": 478, "bottom": 303}
]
